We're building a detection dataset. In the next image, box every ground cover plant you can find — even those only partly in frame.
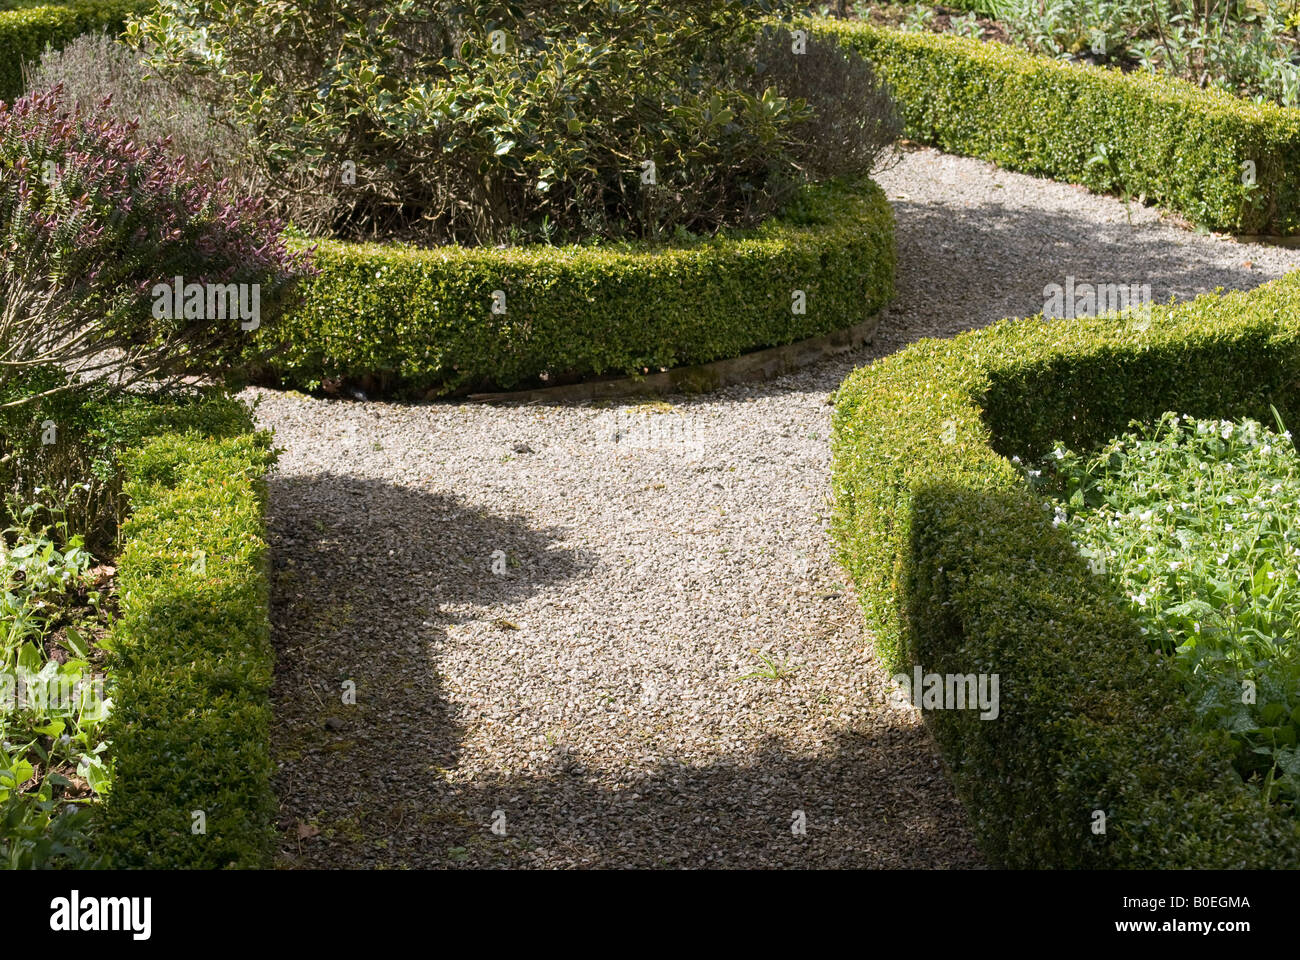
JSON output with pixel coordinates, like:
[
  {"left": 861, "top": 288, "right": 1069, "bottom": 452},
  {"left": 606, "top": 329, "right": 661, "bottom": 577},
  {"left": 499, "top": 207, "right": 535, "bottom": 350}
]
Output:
[
  {"left": 0, "top": 492, "right": 112, "bottom": 869},
  {"left": 852, "top": 0, "right": 1300, "bottom": 107},
  {"left": 1037, "top": 412, "right": 1300, "bottom": 816}
]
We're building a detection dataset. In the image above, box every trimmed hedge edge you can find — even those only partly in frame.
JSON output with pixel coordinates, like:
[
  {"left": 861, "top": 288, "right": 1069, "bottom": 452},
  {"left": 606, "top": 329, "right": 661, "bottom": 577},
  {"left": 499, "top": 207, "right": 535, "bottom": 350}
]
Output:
[
  {"left": 256, "top": 177, "right": 896, "bottom": 398},
  {"left": 814, "top": 17, "right": 1300, "bottom": 236},
  {"left": 95, "top": 420, "right": 277, "bottom": 869},
  {"left": 0, "top": 1, "right": 148, "bottom": 103},
  {"left": 830, "top": 272, "right": 1300, "bottom": 868}
]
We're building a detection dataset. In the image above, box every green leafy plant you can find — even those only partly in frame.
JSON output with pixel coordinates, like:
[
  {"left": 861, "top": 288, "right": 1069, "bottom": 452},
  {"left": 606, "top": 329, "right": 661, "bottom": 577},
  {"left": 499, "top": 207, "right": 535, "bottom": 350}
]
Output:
[
  {"left": 736, "top": 650, "right": 799, "bottom": 681},
  {"left": 0, "top": 496, "right": 112, "bottom": 870},
  {"left": 127, "top": 1, "right": 899, "bottom": 246},
  {"left": 1040, "top": 411, "right": 1300, "bottom": 814}
]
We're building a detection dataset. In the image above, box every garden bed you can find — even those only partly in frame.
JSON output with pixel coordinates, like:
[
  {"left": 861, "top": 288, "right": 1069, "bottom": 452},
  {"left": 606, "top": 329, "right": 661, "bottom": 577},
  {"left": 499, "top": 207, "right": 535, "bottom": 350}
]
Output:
[
  {"left": 830, "top": 271, "right": 1300, "bottom": 867},
  {"left": 1040, "top": 412, "right": 1300, "bottom": 817}
]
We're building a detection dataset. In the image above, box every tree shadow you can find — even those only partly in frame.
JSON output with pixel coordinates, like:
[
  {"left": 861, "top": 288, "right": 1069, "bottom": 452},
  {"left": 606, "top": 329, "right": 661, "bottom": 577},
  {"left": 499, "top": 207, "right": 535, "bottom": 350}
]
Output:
[
  {"left": 265, "top": 472, "right": 594, "bottom": 865},
  {"left": 265, "top": 471, "right": 981, "bottom": 869}
]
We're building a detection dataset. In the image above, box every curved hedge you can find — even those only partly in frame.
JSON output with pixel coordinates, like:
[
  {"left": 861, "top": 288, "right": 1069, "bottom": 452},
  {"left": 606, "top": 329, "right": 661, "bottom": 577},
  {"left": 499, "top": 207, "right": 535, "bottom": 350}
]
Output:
[
  {"left": 0, "top": 1, "right": 147, "bottom": 102},
  {"left": 95, "top": 404, "right": 276, "bottom": 869},
  {"left": 257, "top": 177, "right": 896, "bottom": 397},
  {"left": 830, "top": 273, "right": 1300, "bottom": 868},
  {"left": 815, "top": 18, "right": 1300, "bottom": 236}
]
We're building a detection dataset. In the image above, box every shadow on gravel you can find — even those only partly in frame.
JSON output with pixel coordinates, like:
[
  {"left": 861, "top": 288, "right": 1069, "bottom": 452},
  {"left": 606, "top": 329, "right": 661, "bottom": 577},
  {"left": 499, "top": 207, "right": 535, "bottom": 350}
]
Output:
[
  {"left": 417, "top": 726, "right": 981, "bottom": 869},
  {"left": 873, "top": 195, "right": 1273, "bottom": 348},
  {"left": 266, "top": 480, "right": 979, "bottom": 869},
  {"left": 266, "top": 472, "right": 593, "bottom": 866},
  {"left": 281, "top": 720, "right": 979, "bottom": 869}
]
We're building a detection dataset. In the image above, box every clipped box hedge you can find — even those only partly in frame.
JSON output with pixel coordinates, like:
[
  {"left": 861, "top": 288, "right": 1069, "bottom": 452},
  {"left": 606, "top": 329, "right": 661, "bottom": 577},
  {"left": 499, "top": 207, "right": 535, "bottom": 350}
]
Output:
[
  {"left": 0, "top": 1, "right": 147, "bottom": 102},
  {"left": 830, "top": 273, "right": 1300, "bottom": 868},
  {"left": 258, "top": 177, "right": 895, "bottom": 397},
  {"left": 814, "top": 18, "right": 1300, "bottom": 236},
  {"left": 95, "top": 404, "right": 277, "bottom": 869}
]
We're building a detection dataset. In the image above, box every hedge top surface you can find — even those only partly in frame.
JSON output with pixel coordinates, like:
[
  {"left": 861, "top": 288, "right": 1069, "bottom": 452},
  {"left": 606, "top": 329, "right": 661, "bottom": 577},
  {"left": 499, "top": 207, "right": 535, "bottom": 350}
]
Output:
[
  {"left": 288, "top": 173, "right": 877, "bottom": 266},
  {"left": 811, "top": 17, "right": 1300, "bottom": 235}
]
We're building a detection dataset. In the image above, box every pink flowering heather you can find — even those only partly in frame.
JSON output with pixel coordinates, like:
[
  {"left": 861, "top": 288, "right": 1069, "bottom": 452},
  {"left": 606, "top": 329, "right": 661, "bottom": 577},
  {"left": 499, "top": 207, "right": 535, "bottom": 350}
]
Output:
[{"left": 0, "top": 86, "right": 312, "bottom": 405}]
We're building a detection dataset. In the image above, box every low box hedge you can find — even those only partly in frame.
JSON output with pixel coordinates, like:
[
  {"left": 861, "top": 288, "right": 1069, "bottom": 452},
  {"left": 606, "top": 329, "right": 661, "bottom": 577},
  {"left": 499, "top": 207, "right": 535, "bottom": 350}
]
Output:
[
  {"left": 256, "top": 177, "right": 896, "bottom": 397},
  {"left": 814, "top": 18, "right": 1300, "bottom": 236},
  {"left": 94, "top": 401, "right": 277, "bottom": 869},
  {"left": 0, "top": 1, "right": 147, "bottom": 103},
  {"left": 830, "top": 273, "right": 1300, "bottom": 867}
]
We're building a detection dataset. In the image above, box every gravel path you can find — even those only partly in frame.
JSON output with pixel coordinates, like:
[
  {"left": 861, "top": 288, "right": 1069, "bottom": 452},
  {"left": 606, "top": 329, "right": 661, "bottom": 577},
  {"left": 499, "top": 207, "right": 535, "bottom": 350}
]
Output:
[{"left": 253, "top": 146, "right": 1298, "bottom": 869}]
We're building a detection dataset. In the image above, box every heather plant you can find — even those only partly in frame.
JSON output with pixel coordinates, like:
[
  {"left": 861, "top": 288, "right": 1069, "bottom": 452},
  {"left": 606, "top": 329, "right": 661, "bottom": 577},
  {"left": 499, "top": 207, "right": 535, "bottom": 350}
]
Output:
[
  {"left": 0, "top": 87, "right": 310, "bottom": 407},
  {"left": 22, "top": 30, "right": 254, "bottom": 193},
  {"left": 1035, "top": 412, "right": 1300, "bottom": 815},
  {"left": 127, "top": 0, "right": 896, "bottom": 245}
]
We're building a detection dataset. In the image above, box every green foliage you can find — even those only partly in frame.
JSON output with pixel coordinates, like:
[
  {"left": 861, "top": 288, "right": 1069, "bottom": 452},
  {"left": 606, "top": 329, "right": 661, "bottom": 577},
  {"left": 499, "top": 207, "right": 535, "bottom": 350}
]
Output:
[
  {"left": 1044, "top": 412, "right": 1300, "bottom": 815},
  {"left": 999, "top": 0, "right": 1300, "bottom": 107},
  {"left": 0, "top": 389, "right": 274, "bottom": 868},
  {"left": 255, "top": 177, "right": 896, "bottom": 396},
  {"left": 0, "top": 502, "right": 110, "bottom": 870},
  {"left": 0, "top": 374, "right": 264, "bottom": 552},
  {"left": 0, "top": 1, "right": 147, "bottom": 103},
  {"left": 814, "top": 17, "right": 1300, "bottom": 234},
  {"left": 829, "top": 272, "right": 1300, "bottom": 867},
  {"left": 94, "top": 420, "right": 277, "bottom": 869},
  {"left": 128, "top": 0, "right": 881, "bottom": 245}
]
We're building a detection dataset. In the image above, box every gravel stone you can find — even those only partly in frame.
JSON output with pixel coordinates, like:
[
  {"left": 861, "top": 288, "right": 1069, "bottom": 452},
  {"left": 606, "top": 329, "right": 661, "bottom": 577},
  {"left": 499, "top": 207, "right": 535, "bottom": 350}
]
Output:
[{"left": 254, "top": 145, "right": 1296, "bottom": 869}]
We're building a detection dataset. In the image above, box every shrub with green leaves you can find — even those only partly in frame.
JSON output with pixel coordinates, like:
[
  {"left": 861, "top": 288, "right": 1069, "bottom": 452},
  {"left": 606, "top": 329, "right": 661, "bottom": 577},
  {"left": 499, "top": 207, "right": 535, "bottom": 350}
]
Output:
[
  {"left": 0, "top": 372, "right": 262, "bottom": 552},
  {"left": 254, "top": 177, "right": 895, "bottom": 396},
  {"left": 95, "top": 416, "right": 276, "bottom": 869},
  {"left": 0, "top": 388, "right": 274, "bottom": 868},
  {"left": 129, "top": 1, "right": 899, "bottom": 245},
  {"left": 1042, "top": 412, "right": 1300, "bottom": 816},
  {"left": 830, "top": 271, "right": 1300, "bottom": 867},
  {"left": 814, "top": 17, "right": 1300, "bottom": 234}
]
